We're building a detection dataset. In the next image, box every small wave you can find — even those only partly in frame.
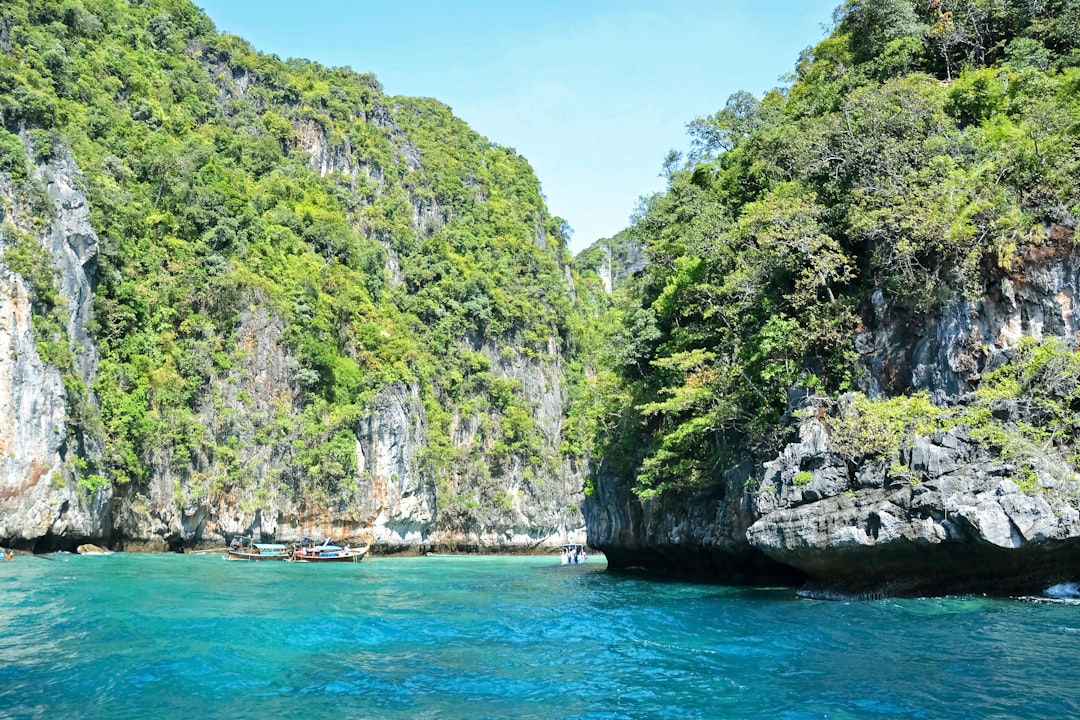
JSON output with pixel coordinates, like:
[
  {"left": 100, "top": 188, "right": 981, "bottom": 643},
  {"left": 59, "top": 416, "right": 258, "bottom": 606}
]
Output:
[
  {"left": 1017, "top": 582, "right": 1080, "bottom": 604},
  {"left": 1043, "top": 582, "right": 1080, "bottom": 600},
  {"left": 795, "top": 588, "right": 885, "bottom": 602}
]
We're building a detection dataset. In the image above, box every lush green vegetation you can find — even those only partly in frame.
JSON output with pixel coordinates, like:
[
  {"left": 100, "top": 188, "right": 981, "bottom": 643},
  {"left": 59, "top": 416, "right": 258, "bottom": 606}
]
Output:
[
  {"left": 6, "top": 0, "right": 1080, "bottom": 522},
  {"left": 0, "top": 221, "right": 72, "bottom": 369},
  {"left": 0, "top": 0, "right": 575, "bottom": 518},
  {"left": 579, "top": 0, "right": 1080, "bottom": 498}
]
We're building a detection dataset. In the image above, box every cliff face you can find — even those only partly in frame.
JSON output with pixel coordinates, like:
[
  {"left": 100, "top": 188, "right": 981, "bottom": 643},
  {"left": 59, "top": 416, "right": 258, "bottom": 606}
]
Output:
[
  {"left": 743, "top": 222, "right": 1080, "bottom": 596},
  {"left": 586, "top": 458, "right": 803, "bottom": 583},
  {"left": 747, "top": 421, "right": 1080, "bottom": 597},
  {"left": 436, "top": 333, "right": 584, "bottom": 550},
  {"left": 0, "top": 269, "right": 72, "bottom": 541},
  {"left": 0, "top": 147, "right": 107, "bottom": 548},
  {"left": 0, "top": 3, "right": 586, "bottom": 553},
  {"left": 595, "top": 233, "right": 645, "bottom": 295},
  {"left": 574, "top": 231, "right": 644, "bottom": 296},
  {"left": 107, "top": 319, "right": 584, "bottom": 553},
  {"left": 0, "top": 132, "right": 585, "bottom": 553},
  {"left": 857, "top": 224, "right": 1080, "bottom": 402},
  {"left": 584, "top": 225, "right": 1080, "bottom": 596}
]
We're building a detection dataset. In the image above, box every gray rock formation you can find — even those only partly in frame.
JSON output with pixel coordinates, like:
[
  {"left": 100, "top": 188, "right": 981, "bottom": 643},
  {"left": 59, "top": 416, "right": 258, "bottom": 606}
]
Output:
[
  {"left": 437, "top": 334, "right": 585, "bottom": 550},
  {"left": 36, "top": 151, "right": 100, "bottom": 390},
  {"left": 0, "top": 268, "right": 72, "bottom": 541},
  {"left": 747, "top": 421, "right": 1080, "bottom": 597},
  {"left": 578, "top": 231, "right": 644, "bottom": 295},
  {"left": 109, "top": 308, "right": 585, "bottom": 552},
  {"left": 0, "top": 145, "right": 107, "bottom": 549},
  {"left": 586, "top": 458, "right": 801, "bottom": 582},
  {"left": 856, "top": 223, "right": 1079, "bottom": 402},
  {"left": 355, "top": 381, "right": 435, "bottom": 549}
]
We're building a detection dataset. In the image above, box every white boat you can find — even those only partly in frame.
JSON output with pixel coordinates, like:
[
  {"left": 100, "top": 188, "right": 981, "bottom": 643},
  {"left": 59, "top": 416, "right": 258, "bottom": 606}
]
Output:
[{"left": 290, "top": 537, "right": 367, "bottom": 563}]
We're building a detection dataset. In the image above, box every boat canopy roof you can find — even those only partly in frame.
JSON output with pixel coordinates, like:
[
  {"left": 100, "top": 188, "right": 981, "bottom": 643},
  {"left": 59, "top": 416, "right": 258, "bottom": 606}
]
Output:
[
  {"left": 304, "top": 545, "right": 344, "bottom": 552},
  {"left": 562, "top": 544, "right": 585, "bottom": 550},
  {"left": 253, "top": 543, "right": 287, "bottom": 551}
]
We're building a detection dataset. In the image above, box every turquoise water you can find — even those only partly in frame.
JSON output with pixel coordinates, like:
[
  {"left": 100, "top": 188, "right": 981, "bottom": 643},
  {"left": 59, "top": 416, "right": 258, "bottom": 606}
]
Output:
[{"left": 1, "top": 554, "right": 1078, "bottom": 720}]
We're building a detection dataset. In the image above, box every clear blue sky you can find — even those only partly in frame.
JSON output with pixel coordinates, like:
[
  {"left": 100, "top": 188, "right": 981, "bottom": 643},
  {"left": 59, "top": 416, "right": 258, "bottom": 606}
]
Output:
[{"left": 196, "top": 1, "right": 840, "bottom": 253}]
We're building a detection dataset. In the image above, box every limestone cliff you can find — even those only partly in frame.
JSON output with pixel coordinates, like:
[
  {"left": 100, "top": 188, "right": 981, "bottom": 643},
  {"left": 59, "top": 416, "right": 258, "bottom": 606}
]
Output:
[
  {"left": 574, "top": 231, "right": 644, "bottom": 296},
  {"left": 584, "top": 225, "right": 1080, "bottom": 596},
  {"left": 742, "top": 222, "right": 1080, "bottom": 597},
  {"left": 1, "top": 131, "right": 585, "bottom": 553},
  {"left": 0, "top": 145, "right": 107, "bottom": 548},
  {"left": 0, "top": 3, "right": 586, "bottom": 553},
  {"left": 856, "top": 223, "right": 1080, "bottom": 402},
  {"left": 747, "top": 420, "right": 1080, "bottom": 597}
]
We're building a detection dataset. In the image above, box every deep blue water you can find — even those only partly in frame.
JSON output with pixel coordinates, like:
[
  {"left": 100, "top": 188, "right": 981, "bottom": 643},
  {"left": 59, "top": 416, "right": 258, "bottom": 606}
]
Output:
[{"left": 1, "top": 553, "right": 1077, "bottom": 719}]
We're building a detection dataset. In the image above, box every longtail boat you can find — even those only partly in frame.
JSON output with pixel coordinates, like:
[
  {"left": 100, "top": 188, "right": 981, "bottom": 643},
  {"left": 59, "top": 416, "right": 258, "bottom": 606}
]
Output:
[
  {"left": 226, "top": 537, "right": 290, "bottom": 561},
  {"left": 290, "top": 537, "right": 367, "bottom": 563}
]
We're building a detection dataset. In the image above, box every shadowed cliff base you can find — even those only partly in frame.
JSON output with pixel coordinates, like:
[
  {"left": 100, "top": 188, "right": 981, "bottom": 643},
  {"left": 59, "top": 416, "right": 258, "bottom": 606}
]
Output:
[
  {"left": 595, "top": 538, "right": 1080, "bottom": 599},
  {"left": 788, "top": 539, "right": 1080, "bottom": 600},
  {"left": 598, "top": 544, "right": 807, "bottom": 587}
]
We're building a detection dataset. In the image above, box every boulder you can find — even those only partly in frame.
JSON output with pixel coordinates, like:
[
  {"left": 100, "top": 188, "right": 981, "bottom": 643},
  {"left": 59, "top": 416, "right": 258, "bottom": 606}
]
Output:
[{"left": 76, "top": 544, "right": 110, "bottom": 555}]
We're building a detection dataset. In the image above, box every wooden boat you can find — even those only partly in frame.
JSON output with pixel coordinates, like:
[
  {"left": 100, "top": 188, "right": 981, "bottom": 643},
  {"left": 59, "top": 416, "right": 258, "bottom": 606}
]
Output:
[
  {"left": 290, "top": 537, "right": 367, "bottom": 563},
  {"left": 226, "top": 538, "right": 290, "bottom": 561}
]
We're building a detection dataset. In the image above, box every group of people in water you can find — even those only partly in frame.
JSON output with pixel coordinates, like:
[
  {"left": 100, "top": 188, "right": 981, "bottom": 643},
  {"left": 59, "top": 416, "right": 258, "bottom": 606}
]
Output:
[{"left": 560, "top": 545, "right": 587, "bottom": 565}]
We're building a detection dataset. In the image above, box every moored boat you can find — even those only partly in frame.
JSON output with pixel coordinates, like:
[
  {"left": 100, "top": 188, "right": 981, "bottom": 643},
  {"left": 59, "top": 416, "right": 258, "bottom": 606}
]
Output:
[
  {"left": 226, "top": 537, "right": 290, "bottom": 561},
  {"left": 290, "top": 537, "right": 367, "bottom": 563}
]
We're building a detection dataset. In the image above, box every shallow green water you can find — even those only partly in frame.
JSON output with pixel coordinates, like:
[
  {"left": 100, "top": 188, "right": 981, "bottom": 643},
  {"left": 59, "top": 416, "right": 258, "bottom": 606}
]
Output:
[{"left": 1, "top": 553, "right": 1077, "bottom": 719}]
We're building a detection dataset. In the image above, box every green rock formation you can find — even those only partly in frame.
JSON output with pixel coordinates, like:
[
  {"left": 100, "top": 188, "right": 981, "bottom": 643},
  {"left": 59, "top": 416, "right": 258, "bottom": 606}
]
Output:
[
  {"left": 579, "top": 0, "right": 1080, "bottom": 595},
  {"left": 0, "top": 0, "right": 586, "bottom": 551}
]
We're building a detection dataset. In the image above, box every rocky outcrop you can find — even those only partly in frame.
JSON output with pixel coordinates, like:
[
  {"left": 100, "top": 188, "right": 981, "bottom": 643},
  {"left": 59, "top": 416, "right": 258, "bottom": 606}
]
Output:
[
  {"left": 587, "top": 381, "right": 1080, "bottom": 596},
  {"left": 857, "top": 223, "right": 1079, "bottom": 402},
  {"left": 584, "top": 387, "right": 808, "bottom": 582},
  {"left": 597, "top": 234, "right": 644, "bottom": 295},
  {"left": 586, "top": 459, "right": 802, "bottom": 582},
  {"left": 577, "top": 231, "right": 644, "bottom": 295},
  {"left": 747, "top": 418, "right": 1080, "bottom": 597}
]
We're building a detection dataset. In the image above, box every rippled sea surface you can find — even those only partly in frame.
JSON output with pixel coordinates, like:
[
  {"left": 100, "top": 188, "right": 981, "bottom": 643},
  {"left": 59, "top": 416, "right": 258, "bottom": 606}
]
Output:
[{"left": 1, "top": 553, "right": 1078, "bottom": 719}]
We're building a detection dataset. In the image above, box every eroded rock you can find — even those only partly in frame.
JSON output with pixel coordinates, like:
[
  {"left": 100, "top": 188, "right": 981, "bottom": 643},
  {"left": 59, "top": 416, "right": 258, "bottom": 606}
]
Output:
[{"left": 747, "top": 422, "right": 1080, "bottom": 597}]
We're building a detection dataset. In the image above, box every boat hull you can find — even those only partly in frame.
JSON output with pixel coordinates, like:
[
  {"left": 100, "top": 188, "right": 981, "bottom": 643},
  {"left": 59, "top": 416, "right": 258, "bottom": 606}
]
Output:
[
  {"left": 226, "top": 551, "right": 289, "bottom": 561},
  {"left": 292, "top": 551, "right": 366, "bottom": 563}
]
